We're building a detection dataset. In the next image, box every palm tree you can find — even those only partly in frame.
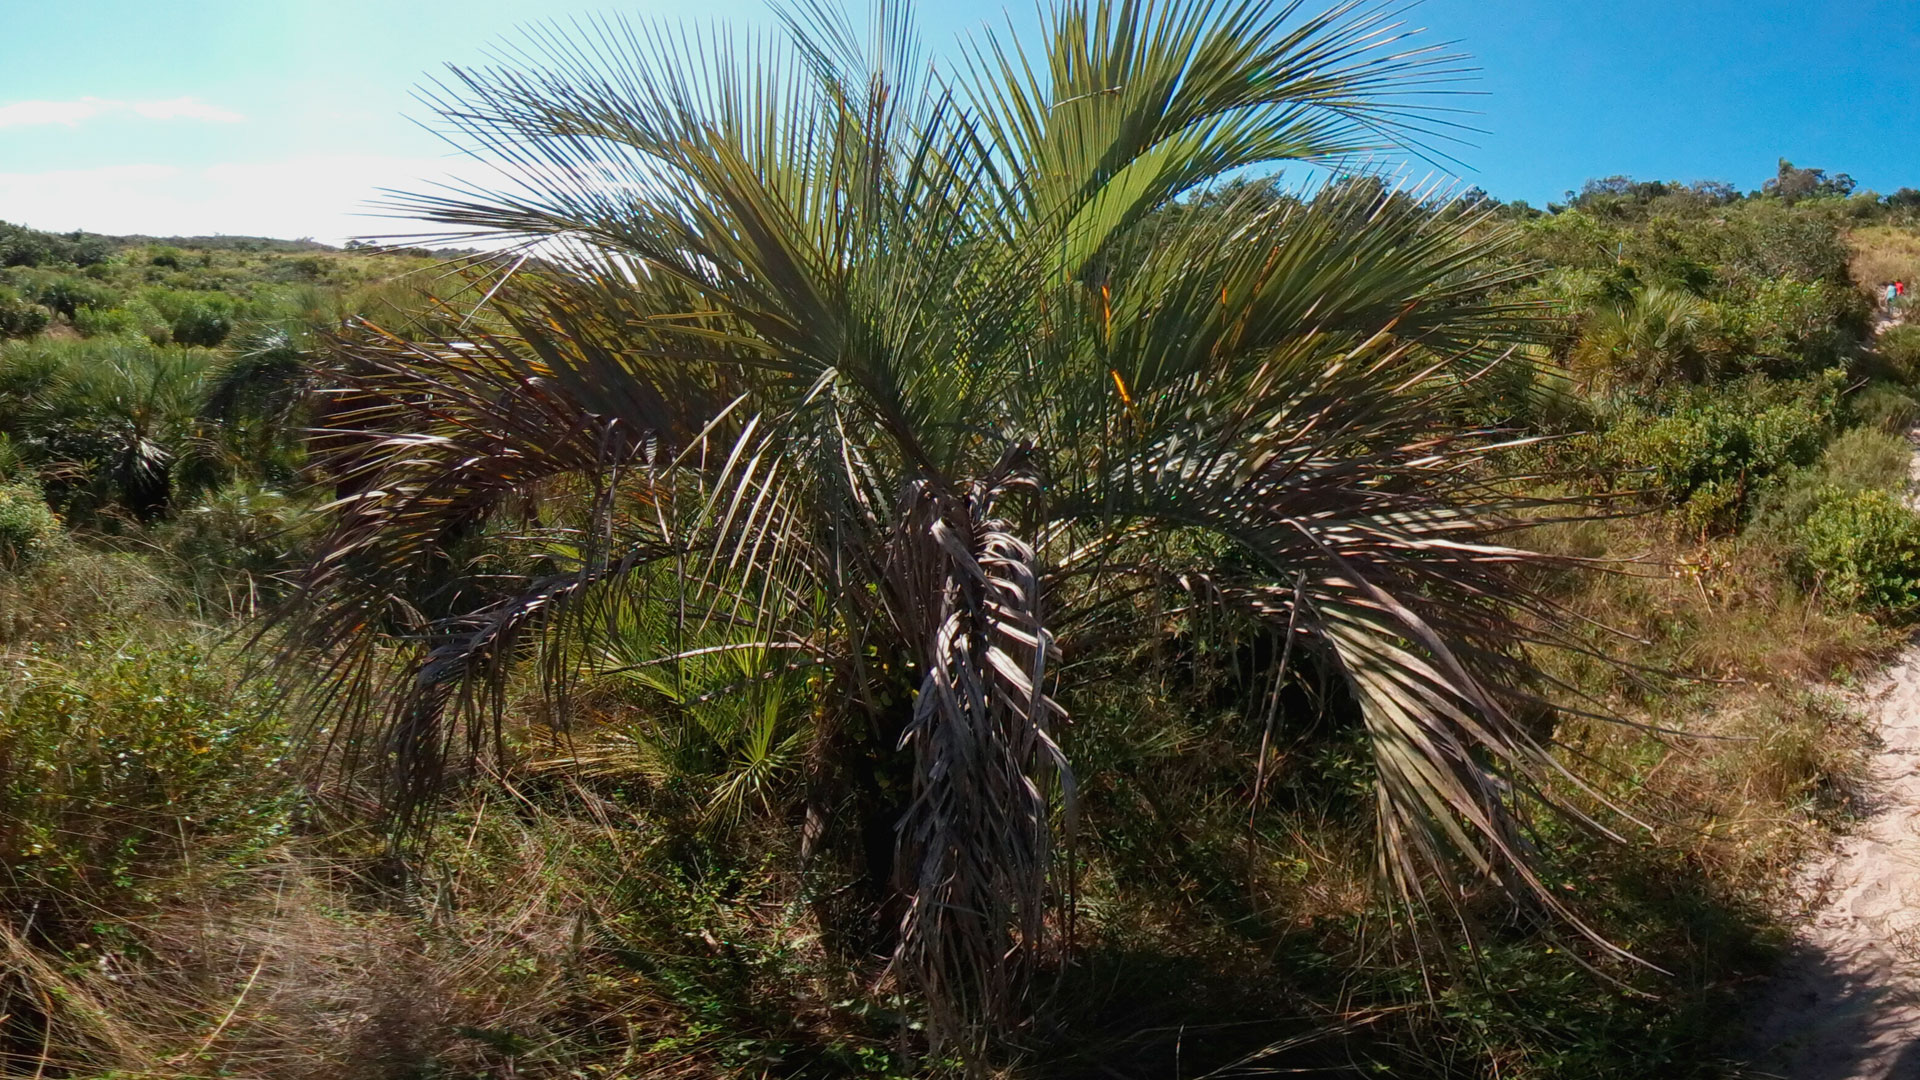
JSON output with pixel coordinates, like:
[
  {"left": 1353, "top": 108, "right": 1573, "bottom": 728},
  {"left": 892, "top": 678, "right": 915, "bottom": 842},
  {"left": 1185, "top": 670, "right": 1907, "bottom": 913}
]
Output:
[
  {"left": 0, "top": 338, "right": 219, "bottom": 522},
  {"left": 282, "top": 0, "right": 1619, "bottom": 1053},
  {"left": 1573, "top": 284, "right": 1714, "bottom": 391}
]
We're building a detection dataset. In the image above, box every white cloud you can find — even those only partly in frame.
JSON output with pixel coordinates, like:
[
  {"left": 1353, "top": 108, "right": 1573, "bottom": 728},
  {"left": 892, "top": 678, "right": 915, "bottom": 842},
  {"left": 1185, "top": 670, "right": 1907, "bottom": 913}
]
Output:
[
  {"left": 0, "top": 96, "right": 245, "bottom": 129},
  {"left": 0, "top": 98, "right": 115, "bottom": 128},
  {"left": 0, "top": 155, "right": 491, "bottom": 245},
  {"left": 128, "top": 97, "right": 246, "bottom": 123}
]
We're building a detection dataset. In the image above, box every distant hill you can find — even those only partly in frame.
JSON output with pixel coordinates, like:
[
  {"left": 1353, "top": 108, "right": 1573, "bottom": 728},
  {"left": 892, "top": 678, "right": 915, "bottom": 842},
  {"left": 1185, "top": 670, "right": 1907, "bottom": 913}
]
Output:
[
  {"left": 98, "top": 233, "right": 340, "bottom": 254},
  {"left": 0, "top": 219, "right": 478, "bottom": 266}
]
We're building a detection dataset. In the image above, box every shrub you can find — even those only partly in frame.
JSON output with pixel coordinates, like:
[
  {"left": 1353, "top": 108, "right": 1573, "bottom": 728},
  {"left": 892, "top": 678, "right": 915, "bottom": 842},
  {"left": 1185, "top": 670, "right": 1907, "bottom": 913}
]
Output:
[
  {"left": 0, "top": 480, "right": 58, "bottom": 569},
  {"left": 274, "top": 254, "right": 332, "bottom": 283},
  {"left": 1878, "top": 324, "right": 1920, "bottom": 382},
  {"left": 0, "top": 337, "right": 219, "bottom": 523},
  {"left": 1756, "top": 426, "right": 1914, "bottom": 534},
  {"left": 144, "top": 289, "right": 235, "bottom": 347},
  {"left": 71, "top": 303, "right": 138, "bottom": 338},
  {"left": 1519, "top": 209, "right": 1621, "bottom": 272},
  {"left": 1710, "top": 200, "right": 1854, "bottom": 285},
  {"left": 0, "top": 641, "right": 293, "bottom": 933},
  {"left": 1808, "top": 425, "right": 1912, "bottom": 492},
  {"left": 0, "top": 222, "right": 60, "bottom": 268},
  {"left": 0, "top": 337, "right": 66, "bottom": 415},
  {"left": 0, "top": 287, "right": 49, "bottom": 339},
  {"left": 163, "top": 483, "right": 313, "bottom": 613},
  {"left": 23, "top": 273, "right": 118, "bottom": 318},
  {"left": 1597, "top": 377, "right": 1838, "bottom": 532},
  {"left": 1719, "top": 276, "right": 1865, "bottom": 379},
  {"left": 0, "top": 221, "right": 111, "bottom": 268},
  {"left": 1795, "top": 486, "right": 1920, "bottom": 615},
  {"left": 1572, "top": 285, "right": 1714, "bottom": 389},
  {"left": 1850, "top": 381, "right": 1919, "bottom": 433},
  {"left": 71, "top": 298, "right": 173, "bottom": 344},
  {"left": 169, "top": 299, "right": 234, "bottom": 347}
]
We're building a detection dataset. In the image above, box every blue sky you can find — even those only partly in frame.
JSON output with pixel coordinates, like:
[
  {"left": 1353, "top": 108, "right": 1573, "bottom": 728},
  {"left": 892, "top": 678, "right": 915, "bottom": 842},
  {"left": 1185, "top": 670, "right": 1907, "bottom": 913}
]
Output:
[{"left": 1, "top": 0, "right": 1915, "bottom": 243}]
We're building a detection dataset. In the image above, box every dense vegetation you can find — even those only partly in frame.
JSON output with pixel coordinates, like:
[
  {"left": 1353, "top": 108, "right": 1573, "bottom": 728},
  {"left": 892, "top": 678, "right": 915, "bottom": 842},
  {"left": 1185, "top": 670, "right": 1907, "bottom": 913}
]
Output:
[{"left": 8, "top": 3, "right": 1920, "bottom": 1078}]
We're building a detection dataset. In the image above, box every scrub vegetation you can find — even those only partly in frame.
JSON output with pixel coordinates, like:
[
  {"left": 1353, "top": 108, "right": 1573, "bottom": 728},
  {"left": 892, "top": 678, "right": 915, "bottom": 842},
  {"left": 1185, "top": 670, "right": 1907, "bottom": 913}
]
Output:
[{"left": 6, "top": 2, "right": 1920, "bottom": 1077}]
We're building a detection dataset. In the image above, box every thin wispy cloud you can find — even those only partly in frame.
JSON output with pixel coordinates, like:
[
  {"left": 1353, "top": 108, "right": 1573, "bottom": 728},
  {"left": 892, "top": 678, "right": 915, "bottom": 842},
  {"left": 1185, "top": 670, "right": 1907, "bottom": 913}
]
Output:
[
  {"left": 128, "top": 97, "right": 245, "bottom": 123},
  {"left": 0, "top": 96, "right": 244, "bottom": 129},
  {"left": 0, "top": 155, "right": 490, "bottom": 244},
  {"left": 0, "top": 99, "right": 111, "bottom": 127}
]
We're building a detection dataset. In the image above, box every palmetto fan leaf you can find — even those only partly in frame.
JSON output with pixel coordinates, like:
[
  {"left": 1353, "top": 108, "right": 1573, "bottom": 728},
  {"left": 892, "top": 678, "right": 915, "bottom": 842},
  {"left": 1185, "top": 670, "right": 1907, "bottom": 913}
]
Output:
[{"left": 279, "top": 0, "right": 1620, "bottom": 1054}]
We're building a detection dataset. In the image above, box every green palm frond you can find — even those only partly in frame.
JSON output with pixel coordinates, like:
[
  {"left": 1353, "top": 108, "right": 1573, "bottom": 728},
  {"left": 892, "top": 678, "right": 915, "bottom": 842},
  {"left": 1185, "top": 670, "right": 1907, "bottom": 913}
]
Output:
[
  {"left": 0, "top": 338, "right": 223, "bottom": 519},
  {"left": 1574, "top": 283, "right": 1713, "bottom": 388}
]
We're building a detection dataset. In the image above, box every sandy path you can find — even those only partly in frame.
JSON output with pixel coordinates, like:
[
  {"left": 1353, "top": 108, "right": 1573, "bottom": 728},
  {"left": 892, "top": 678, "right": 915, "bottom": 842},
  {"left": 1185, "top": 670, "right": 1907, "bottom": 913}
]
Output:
[{"left": 1742, "top": 402, "right": 1920, "bottom": 1077}]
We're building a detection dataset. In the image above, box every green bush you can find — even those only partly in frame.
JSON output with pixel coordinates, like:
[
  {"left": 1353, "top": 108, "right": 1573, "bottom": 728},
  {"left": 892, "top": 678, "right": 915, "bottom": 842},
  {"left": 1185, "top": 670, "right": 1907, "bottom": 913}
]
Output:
[
  {"left": 144, "top": 289, "right": 235, "bottom": 347},
  {"left": 0, "top": 337, "right": 65, "bottom": 413},
  {"left": 0, "top": 480, "right": 58, "bottom": 569},
  {"left": 169, "top": 298, "right": 234, "bottom": 347},
  {"left": 1878, "top": 324, "right": 1920, "bottom": 383},
  {"left": 0, "top": 221, "right": 110, "bottom": 268},
  {"left": 0, "top": 287, "right": 49, "bottom": 339},
  {"left": 1755, "top": 426, "right": 1913, "bottom": 534},
  {"left": 71, "top": 303, "right": 136, "bottom": 338},
  {"left": 0, "top": 337, "right": 225, "bottom": 523},
  {"left": 71, "top": 297, "right": 173, "bottom": 343},
  {"left": 21, "top": 273, "right": 118, "bottom": 319},
  {"left": 1795, "top": 486, "right": 1920, "bottom": 615},
  {"left": 1850, "top": 381, "right": 1920, "bottom": 433},
  {"left": 1596, "top": 377, "right": 1838, "bottom": 532},
  {"left": 164, "top": 483, "right": 313, "bottom": 611},
  {"left": 1807, "top": 425, "right": 1912, "bottom": 491},
  {"left": 1572, "top": 285, "right": 1715, "bottom": 389},
  {"left": 0, "top": 641, "right": 293, "bottom": 929},
  {"left": 1719, "top": 276, "right": 1864, "bottom": 379},
  {"left": 1709, "top": 199, "right": 1855, "bottom": 286}
]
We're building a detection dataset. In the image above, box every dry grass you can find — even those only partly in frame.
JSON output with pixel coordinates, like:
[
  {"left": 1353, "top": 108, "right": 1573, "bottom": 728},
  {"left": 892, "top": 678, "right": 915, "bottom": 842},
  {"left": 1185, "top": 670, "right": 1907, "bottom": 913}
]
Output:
[
  {"left": 1849, "top": 225, "right": 1920, "bottom": 298},
  {"left": 0, "top": 547, "right": 176, "bottom": 646},
  {"left": 1530, "top": 514, "right": 1889, "bottom": 907},
  {"left": 1562, "top": 689, "right": 1869, "bottom": 903},
  {"left": 0, "top": 541, "right": 902, "bottom": 1079},
  {"left": 0, "top": 768, "right": 913, "bottom": 1080},
  {"left": 1531, "top": 516, "right": 1893, "bottom": 689},
  {"left": 6, "top": 830, "right": 733, "bottom": 1079}
]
